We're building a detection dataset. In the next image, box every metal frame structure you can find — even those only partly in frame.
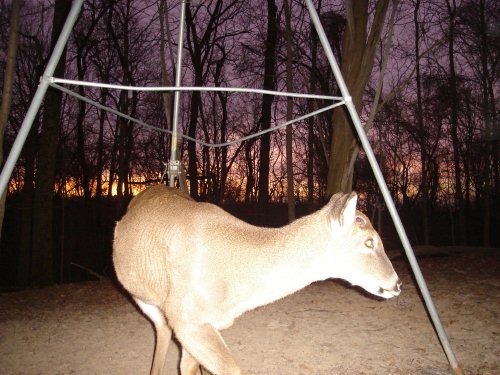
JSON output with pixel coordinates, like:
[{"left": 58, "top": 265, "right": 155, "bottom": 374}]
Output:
[{"left": 0, "top": 1, "right": 463, "bottom": 374}]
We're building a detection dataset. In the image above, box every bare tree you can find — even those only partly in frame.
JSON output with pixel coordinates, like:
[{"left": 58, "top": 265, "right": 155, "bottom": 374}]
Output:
[
  {"left": 457, "top": 0, "right": 499, "bottom": 246},
  {"left": 73, "top": 2, "right": 107, "bottom": 200},
  {"left": 257, "top": 0, "right": 278, "bottom": 210},
  {"left": 0, "top": 0, "right": 21, "bottom": 237},
  {"left": 445, "top": 0, "right": 467, "bottom": 245},
  {"left": 184, "top": 0, "right": 243, "bottom": 199},
  {"left": 30, "top": 0, "right": 71, "bottom": 285},
  {"left": 414, "top": 0, "right": 429, "bottom": 244},
  {"left": 107, "top": 0, "right": 137, "bottom": 198},
  {"left": 283, "top": 0, "right": 295, "bottom": 221},
  {"left": 326, "top": 0, "right": 390, "bottom": 195},
  {"left": 12, "top": 3, "right": 49, "bottom": 286}
]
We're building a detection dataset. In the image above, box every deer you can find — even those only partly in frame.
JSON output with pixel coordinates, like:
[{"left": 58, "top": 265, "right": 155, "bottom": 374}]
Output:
[{"left": 113, "top": 184, "right": 401, "bottom": 375}]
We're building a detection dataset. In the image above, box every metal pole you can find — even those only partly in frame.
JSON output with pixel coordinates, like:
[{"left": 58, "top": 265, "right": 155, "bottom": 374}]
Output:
[
  {"left": 50, "top": 77, "right": 342, "bottom": 101},
  {"left": 0, "top": 0, "right": 84, "bottom": 197},
  {"left": 51, "top": 81, "right": 342, "bottom": 149},
  {"left": 169, "top": 0, "right": 187, "bottom": 187},
  {"left": 304, "top": 1, "right": 463, "bottom": 374}
]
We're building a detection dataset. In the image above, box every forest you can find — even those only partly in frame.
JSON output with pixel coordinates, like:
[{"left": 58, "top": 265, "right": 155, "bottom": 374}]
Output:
[{"left": 0, "top": 0, "right": 498, "bottom": 287}]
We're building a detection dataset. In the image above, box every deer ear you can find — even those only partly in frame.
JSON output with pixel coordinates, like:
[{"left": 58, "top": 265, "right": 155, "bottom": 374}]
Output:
[
  {"left": 327, "top": 192, "right": 357, "bottom": 230},
  {"left": 340, "top": 192, "right": 357, "bottom": 227}
]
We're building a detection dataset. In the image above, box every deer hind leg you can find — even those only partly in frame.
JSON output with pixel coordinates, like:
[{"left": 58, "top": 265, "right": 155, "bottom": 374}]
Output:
[
  {"left": 180, "top": 348, "right": 203, "bottom": 375},
  {"left": 135, "top": 298, "right": 172, "bottom": 375},
  {"left": 176, "top": 322, "right": 242, "bottom": 375}
]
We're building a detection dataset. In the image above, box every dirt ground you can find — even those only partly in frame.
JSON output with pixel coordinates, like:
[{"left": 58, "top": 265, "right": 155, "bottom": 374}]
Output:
[{"left": 0, "top": 246, "right": 499, "bottom": 375}]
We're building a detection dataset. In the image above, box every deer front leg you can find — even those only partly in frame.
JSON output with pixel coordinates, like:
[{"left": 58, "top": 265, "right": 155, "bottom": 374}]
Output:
[{"left": 176, "top": 322, "right": 242, "bottom": 375}]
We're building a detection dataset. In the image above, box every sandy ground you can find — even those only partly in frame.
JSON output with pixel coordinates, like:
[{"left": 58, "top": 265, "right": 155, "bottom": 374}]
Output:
[{"left": 0, "top": 246, "right": 499, "bottom": 375}]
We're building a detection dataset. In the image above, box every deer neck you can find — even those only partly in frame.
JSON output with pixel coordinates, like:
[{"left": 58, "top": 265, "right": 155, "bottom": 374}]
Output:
[{"left": 239, "top": 214, "right": 333, "bottom": 309}]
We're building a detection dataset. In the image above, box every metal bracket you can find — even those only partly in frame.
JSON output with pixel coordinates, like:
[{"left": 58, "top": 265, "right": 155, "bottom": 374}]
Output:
[
  {"left": 167, "top": 160, "right": 181, "bottom": 178},
  {"left": 160, "top": 159, "right": 181, "bottom": 184}
]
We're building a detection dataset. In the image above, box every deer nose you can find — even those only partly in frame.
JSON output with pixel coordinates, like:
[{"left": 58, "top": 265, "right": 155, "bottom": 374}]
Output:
[{"left": 394, "top": 278, "right": 402, "bottom": 293}]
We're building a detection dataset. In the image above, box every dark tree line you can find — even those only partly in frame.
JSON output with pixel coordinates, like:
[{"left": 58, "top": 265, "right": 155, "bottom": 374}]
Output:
[{"left": 0, "top": 0, "right": 498, "bottom": 286}]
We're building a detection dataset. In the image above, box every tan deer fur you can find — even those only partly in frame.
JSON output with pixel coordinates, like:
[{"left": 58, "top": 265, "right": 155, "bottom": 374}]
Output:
[{"left": 113, "top": 185, "right": 401, "bottom": 375}]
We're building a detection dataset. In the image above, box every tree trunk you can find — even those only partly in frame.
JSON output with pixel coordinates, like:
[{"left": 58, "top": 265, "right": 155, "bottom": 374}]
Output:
[
  {"left": 326, "top": 0, "right": 389, "bottom": 195},
  {"left": 244, "top": 140, "right": 256, "bottom": 204},
  {"left": 446, "top": 0, "right": 467, "bottom": 245},
  {"left": 283, "top": 0, "right": 295, "bottom": 222},
  {"left": 213, "top": 53, "right": 229, "bottom": 203},
  {"left": 0, "top": 0, "right": 21, "bottom": 239},
  {"left": 185, "top": 4, "right": 204, "bottom": 199},
  {"left": 257, "top": 0, "right": 278, "bottom": 209},
  {"left": 307, "top": 3, "right": 321, "bottom": 211},
  {"left": 108, "top": 118, "right": 120, "bottom": 198},
  {"left": 477, "top": 0, "right": 494, "bottom": 246},
  {"left": 31, "top": 0, "right": 71, "bottom": 285},
  {"left": 414, "top": 0, "right": 429, "bottom": 245},
  {"left": 75, "top": 83, "right": 91, "bottom": 199},
  {"left": 116, "top": 91, "right": 129, "bottom": 197},
  {"left": 187, "top": 89, "right": 201, "bottom": 199},
  {"left": 17, "top": 117, "right": 39, "bottom": 286},
  {"left": 95, "top": 87, "right": 108, "bottom": 198},
  {"left": 219, "top": 96, "right": 229, "bottom": 201}
]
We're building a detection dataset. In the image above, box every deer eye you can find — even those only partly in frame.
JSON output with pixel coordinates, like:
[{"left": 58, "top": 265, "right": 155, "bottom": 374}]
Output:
[
  {"left": 355, "top": 215, "right": 366, "bottom": 227},
  {"left": 364, "top": 238, "right": 374, "bottom": 250}
]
